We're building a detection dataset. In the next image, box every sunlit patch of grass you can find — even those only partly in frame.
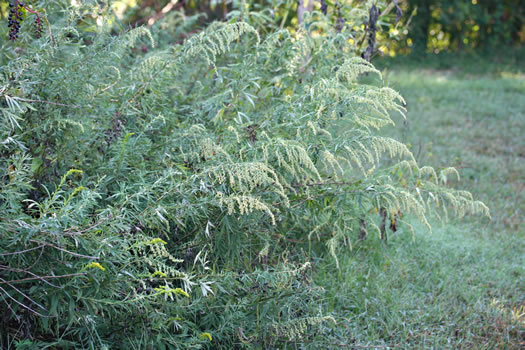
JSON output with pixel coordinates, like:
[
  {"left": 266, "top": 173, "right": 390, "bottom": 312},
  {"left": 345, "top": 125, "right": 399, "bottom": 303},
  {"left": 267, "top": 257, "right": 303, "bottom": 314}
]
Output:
[
  {"left": 383, "top": 67, "right": 524, "bottom": 233},
  {"left": 500, "top": 71, "right": 525, "bottom": 80}
]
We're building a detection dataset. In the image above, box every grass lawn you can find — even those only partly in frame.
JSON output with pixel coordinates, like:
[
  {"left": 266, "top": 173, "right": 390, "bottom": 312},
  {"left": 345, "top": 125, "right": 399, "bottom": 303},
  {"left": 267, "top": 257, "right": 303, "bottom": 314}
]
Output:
[{"left": 310, "top": 57, "right": 524, "bottom": 349}]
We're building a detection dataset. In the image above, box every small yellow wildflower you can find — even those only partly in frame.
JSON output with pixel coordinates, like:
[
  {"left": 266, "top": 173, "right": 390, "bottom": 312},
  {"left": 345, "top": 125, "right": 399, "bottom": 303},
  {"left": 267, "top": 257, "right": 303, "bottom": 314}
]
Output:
[
  {"left": 174, "top": 288, "right": 189, "bottom": 298},
  {"left": 200, "top": 332, "right": 212, "bottom": 341},
  {"left": 149, "top": 238, "right": 167, "bottom": 245},
  {"left": 71, "top": 186, "right": 86, "bottom": 195},
  {"left": 151, "top": 271, "right": 168, "bottom": 278},
  {"left": 86, "top": 262, "right": 105, "bottom": 271},
  {"left": 153, "top": 286, "right": 190, "bottom": 298},
  {"left": 66, "top": 169, "right": 83, "bottom": 176}
]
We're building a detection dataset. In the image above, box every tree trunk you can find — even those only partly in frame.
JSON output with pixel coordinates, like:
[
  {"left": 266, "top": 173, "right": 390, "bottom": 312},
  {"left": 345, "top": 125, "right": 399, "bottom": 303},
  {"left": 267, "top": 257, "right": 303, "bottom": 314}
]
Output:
[{"left": 298, "top": 0, "right": 315, "bottom": 25}]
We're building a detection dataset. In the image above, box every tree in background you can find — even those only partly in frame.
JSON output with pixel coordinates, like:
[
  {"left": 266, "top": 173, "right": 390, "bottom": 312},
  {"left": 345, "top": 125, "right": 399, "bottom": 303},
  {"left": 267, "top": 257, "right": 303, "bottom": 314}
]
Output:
[
  {"left": 403, "top": 0, "right": 524, "bottom": 53},
  {"left": 2, "top": 0, "right": 520, "bottom": 53}
]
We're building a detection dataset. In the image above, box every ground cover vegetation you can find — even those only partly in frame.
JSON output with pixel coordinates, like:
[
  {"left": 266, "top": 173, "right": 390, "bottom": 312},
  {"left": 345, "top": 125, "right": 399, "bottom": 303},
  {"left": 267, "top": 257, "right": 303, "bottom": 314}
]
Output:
[{"left": 0, "top": 0, "right": 513, "bottom": 348}]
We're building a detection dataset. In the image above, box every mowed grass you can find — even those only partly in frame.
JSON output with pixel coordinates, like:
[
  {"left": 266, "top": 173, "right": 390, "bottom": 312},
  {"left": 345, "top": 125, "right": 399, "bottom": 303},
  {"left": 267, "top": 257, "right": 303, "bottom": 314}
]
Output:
[
  {"left": 310, "top": 58, "right": 524, "bottom": 349},
  {"left": 383, "top": 64, "right": 524, "bottom": 233}
]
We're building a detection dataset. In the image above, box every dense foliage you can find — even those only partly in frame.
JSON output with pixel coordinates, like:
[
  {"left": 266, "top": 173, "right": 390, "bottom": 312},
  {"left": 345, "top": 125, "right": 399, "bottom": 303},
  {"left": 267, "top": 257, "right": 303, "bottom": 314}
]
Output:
[
  {"left": 0, "top": 1, "right": 489, "bottom": 348},
  {"left": 393, "top": 0, "right": 524, "bottom": 53}
]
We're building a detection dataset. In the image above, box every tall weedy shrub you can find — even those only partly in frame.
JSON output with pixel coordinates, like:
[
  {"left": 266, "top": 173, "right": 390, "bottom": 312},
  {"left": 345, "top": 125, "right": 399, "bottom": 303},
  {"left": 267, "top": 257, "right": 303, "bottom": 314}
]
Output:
[{"left": 0, "top": 1, "right": 488, "bottom": 348}]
